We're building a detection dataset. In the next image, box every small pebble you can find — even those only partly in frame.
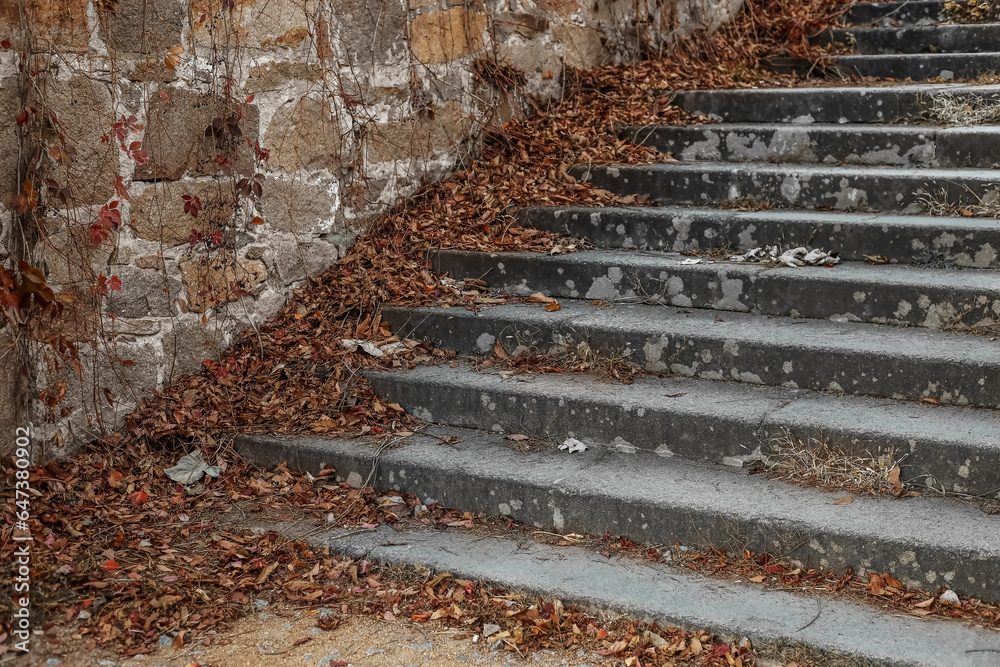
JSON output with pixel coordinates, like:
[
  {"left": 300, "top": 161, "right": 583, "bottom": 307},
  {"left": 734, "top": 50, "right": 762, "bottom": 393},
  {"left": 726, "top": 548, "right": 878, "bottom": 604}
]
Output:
[
  {"left": 318, "top": 607, "right": 338, "bottom": 620},
  {"left": 482, "top": 623, "right": 501, "bottom": 638},
  {"left": 489, "top": 639, "right": 504, "bottom": 651},
  {"left": 308, "top": 627, "right": 323, "bottom": 636},
  {"left": 941, "top": 589, "right": 961, "bottom": 605},
  {"left": 319, "top": 653, "right": 341, "bottom": 663},
  {"left": 46, "top": 660, "right": 61, "bottom": 666},
  {"left": 366, "top": 648, "right": 386, "bottom": 656},
  {"left": 253, "top": 599, "right": 269, "bottom": 611},
  {"left": 456, "top": 654, "right": 468, "bottom": 662},
  {"left": 282, "top": 622, "right": 292, "bottom": 630},
  {"left": 301, "top": 654, "right": 312, "bottom": 664},
  {"left": 258, "top": 613, "right": 275, "bottom": 620},
  {"left": 410, "top": 642, "right": 434, "bottom": 651},
  {"left": 157, "top": 635, "right": 173, "bottom": 647}
]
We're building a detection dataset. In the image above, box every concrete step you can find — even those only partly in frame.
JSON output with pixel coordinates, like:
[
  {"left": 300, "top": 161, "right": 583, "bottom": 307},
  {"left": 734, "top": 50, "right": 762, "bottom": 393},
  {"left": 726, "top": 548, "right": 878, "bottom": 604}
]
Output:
[
  {"left": 381, "top": 301, "right": 1000, "bottom": 408},
  {"left": 673, "top": 83, "right": 1000, "bottom": 123},
  {"left": 821, "top": 23, "right": 1000, "bottom": 54},
  {"left": 571, "top": 161, "right": 1000, "bottom": 214},
  {"left": 235, "top": 426, "right": 1000, "bottom": 607},
  {"left": 619, "top": 122, "right": 1000, "bottom": 168},
  {"left": 832, "top": 52, "right": 1000, "bottom": 81},
  {"left": 364, "top": 364, "right": 1000, "bottom": 498},
  {"left": 288, "top": 525, "right": 1000, "bottom": 667},
  {"left": 431, "top": 248, "right": 1000, "bottom": 329},
  {"left": 521, "top": 206, "right": 1000, "bottom": 269},
  {"left": 845, "top": 0, "right": 945, "bottom": 27}
]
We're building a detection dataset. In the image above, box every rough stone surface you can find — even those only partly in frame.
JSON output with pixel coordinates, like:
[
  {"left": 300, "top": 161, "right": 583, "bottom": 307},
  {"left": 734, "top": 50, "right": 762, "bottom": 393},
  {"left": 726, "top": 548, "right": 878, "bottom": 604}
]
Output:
[
  {"left": 45, "top": 76, "right": 120, "bottom": 205},
  {"left": 383, "top": 301, "right": 1000, "bottom": 408},
  {"left": 235, "top": 428, "right": 1000, "bottom": 604},
  {"left": 0, "top": 331, "right": 21, "bottom": 458},
  {"left": 179, "top": 255, "right": 267, "bottom": 313},
  {"left": 574, "top": 162, "right": 1000, "bottom": 213},
  {"left": 369, "top": 101, "right": 470, "bottom": 163},
  {"left": 100, "top": 0, "right": 185, "bottom": 57},
  {"left": 130, "top": 180, "right": 236, "bottom": 247},
  {"left": 261, "top": 175, "right": 340, "bottom": 235},
  {"left": 551, "top": 23, "right": 608, "bottom": 69},
  {"left": 264, "top": 96, "right": 346, "bottom": 173},
  {"left": 522, "top": 206, "right": 1000, "bottom": 268},
  {"left": 1, "top": 0, "right": 90, "bottom": 52},
  {"left": 409, "top": 8, "right": 487, "bottom": 64},
  {"left": 104, "top": 266, "right": 182, "bottom": 319},
  {"left": 330, "top": 0, "right": 408, "bottom": 66},
  {"left": 136, "top": 88, "right": 258, "bottom": 181},
  {"left": 367, "top": 364, "right": 1000, "bottom": 498},
  {"left": 296, "top": 524, "right": 1000, "bottom": 666}
]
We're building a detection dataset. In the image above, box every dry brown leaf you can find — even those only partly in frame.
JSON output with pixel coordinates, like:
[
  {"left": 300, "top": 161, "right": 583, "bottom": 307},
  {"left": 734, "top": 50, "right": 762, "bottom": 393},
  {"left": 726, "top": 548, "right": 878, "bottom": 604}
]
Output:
[{"left": 834, "top": 496, "right": 853, "bottom": 505}]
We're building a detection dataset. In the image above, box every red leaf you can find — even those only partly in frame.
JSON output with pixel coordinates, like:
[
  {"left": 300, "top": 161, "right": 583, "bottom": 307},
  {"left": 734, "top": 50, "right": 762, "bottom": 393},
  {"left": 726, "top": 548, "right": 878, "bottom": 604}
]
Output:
[
  {"left": 108, "top": 275, "right": 122, "bottom": 292},
  {"left": 130, "top": 490, "right": 148, "bottom": 504},
  {"left": 101, "top": 560, "right": 120, "bottom": 572},
  {"left": 114, "top": 176, "right": 130, "bottom": 200},
  {"left": 1, "top": 37, "right": 11, "bottom": 49}
]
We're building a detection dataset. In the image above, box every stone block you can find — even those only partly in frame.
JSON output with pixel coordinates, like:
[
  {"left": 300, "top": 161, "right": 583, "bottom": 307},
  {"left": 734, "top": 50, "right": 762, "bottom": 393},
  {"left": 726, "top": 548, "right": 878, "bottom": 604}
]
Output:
[
  {"left": 0, "top": 0, "right": 90, "bottom": 53},
  {"left": 260, "top": 175, "right": 340, "bottom": 235},
  {"left": 99, "top": 0, "right": 185, "bottom": 57},
  {"left": 0, "top": 331, "right": 23, "bottom": 458},
  {"left": 330, "top": 0, "right": 408, "bottom": 66},
  {"left": 263, "top": 96, "right": 347, "bottom": 173},
  {"left": 190, "top": 0, "right": 319, "bottom": 51},
  {"left": 267, "top": 233, "right": 340, "bottom": 285},
  {"left": 0, "top": 77, "right": 19, "bottom": 203},
  {"left": 161, "top": 318, "right": 225, "bottom": 383},
  {"left": 179, "top": 255, "right": 267, "bottom": 312},
  {"left": 45, "top": 76, "right": 120, "bottom": 205},
  {"left": 552, "top": 23, "right": 608, "bottom": 69},
  {"left": 104, "top": 265, "right": 182, "bottom": 318},
  {"left": 368, "top": 101, "right": 470, "bottom": 162},
  {"left": 131, "top": 180, "right": 236, "bottom": 247},
  {"left": 409, "top": 7, "right": 487, "bottom": 64},
  {"left": 246, "top": 62, "right": 323, "bottom": 92},
  {"left": 136, "top": 87, "right": 258, "bottom": 181},
  {"left": 533, "top": 0, "right": 580, "bottom": 18},
  {"left": 502, "top": 39, "right": 562, "bottom": 98}
]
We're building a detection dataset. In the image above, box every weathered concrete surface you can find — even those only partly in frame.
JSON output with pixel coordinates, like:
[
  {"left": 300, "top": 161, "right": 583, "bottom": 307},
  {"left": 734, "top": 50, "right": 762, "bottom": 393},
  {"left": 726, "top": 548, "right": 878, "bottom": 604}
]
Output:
[
  {"left": 297, "top": 525, "right": 1000, "bottom": 667},
  {"left": 431, "top": 248, "right": 1000, "bottom": 329},
  {"left": 672, "top": 84, "right": 1000, "bottom": 123},
  {"left": 832, "top": 52, "right": 1000, "bottom": 82},
  {"left": 620, "top": 123, "right": 1000, "bottom": 168},
  {"left": 382, "top": 302, "right": 1000, "bottom": 408},
  {"left": 520, "top": 206, "right": 1000, "bottom": 268},
  {"left": 522, "top": 206, "right": 1000, "bottom": 268},
  {"left": 572, "top": 162, "right": 1000, "bottom": 213},
  {"left": 821, "top": 24, "right": 1000, "bottom": 54},
  {"left": 846, "top": 0, "right": 945, "bottom": 27},
  {"left": 234, "top": 428, "right": 1000, "bottom": 604},
  {"left": 365, "top": 364, "right": 1000, "bottom": 497}
]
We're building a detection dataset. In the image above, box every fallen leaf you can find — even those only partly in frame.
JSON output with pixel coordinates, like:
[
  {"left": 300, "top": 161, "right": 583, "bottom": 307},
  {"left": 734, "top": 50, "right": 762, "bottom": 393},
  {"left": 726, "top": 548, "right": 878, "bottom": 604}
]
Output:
[{"left": 834, "top": 496, "right": 853, "bottom": 505}]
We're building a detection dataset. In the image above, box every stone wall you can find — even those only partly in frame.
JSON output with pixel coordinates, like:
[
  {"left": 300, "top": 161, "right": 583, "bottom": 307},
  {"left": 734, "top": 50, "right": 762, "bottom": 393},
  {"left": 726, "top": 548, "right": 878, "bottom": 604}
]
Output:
[{"left": 0, "top": 0, "right": 742, "bottom": 458}]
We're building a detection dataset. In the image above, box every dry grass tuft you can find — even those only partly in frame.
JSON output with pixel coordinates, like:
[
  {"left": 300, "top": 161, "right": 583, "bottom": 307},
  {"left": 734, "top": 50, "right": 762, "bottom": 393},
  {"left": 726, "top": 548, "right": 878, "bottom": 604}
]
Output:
[
  {"left": 766, "top": 432, "right": 903, "bottom": 496},
  {"left": 926, "top": 92, "right": 1000, "bottom": 126},
  {"left": 916, "top": 186, "right": 1000, "bottom": 219}
]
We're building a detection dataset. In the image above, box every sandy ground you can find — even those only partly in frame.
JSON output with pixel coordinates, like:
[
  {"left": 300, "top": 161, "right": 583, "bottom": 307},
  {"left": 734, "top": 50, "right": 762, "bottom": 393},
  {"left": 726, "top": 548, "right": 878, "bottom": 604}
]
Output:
[{"left": 15, "top": 603, "right": 607, "bottom": 667}]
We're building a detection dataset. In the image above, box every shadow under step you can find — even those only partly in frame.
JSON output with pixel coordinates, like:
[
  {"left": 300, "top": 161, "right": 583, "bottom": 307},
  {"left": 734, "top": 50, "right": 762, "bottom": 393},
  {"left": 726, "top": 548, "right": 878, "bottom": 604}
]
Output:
[
  {"left": 618, "top": 122, "right": 1000, "bottom": 168},
  {"left": 431, "top": 248, "right": 1000, "bottom": 330},
  {"left": 237, "top": 423, "right": 1000, "bottom": 604},
  {"left": 571, "top": 162, "right": 1000, "bottom": 214},
  {"left": 521, "top": 206, "right": 1000, "bottom": 269},
  {"left": 672, "top": 83, "right": 1000, "bottom": 123},
  {"left": 382, "top": 301, "right": 1000, "bottom": 408}
]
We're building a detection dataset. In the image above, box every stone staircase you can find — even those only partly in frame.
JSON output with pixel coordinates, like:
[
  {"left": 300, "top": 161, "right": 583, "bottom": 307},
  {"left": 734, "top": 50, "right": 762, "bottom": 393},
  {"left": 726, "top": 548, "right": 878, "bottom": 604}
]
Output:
[{"left": 237, "top": 4, "right": 1000, "bottom": 663}]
